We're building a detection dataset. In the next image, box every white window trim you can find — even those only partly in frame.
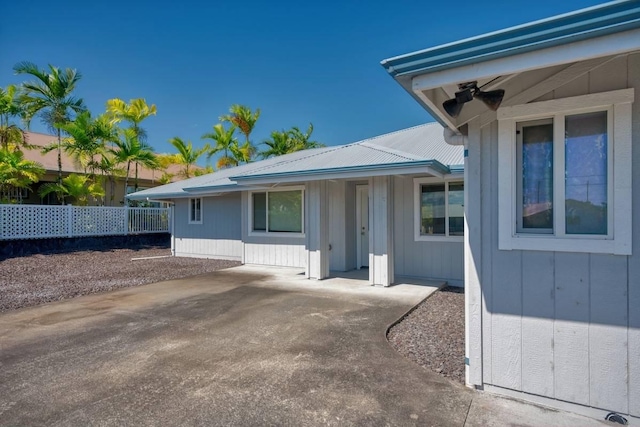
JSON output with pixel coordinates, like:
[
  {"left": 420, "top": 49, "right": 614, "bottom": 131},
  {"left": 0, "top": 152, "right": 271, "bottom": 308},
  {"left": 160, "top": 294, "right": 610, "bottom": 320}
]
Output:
[
  {"left": 188, "top": 197, "right": 203, "bottom": 224},
  {"left": 414, "top": 176, "right": 464, "bottom": 242},
  {"left": 248, "top": 185, "right": 305, "bottom": 238},
  {"left": 498, "top": 89, "right": 633, "bottom": 255}
]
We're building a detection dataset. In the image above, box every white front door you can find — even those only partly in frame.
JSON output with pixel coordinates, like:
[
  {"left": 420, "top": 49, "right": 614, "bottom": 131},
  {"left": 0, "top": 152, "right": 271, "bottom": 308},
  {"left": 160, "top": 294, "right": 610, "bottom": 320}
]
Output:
[{"left": 356, "top": 185, "right": 369, "bottom": 268}]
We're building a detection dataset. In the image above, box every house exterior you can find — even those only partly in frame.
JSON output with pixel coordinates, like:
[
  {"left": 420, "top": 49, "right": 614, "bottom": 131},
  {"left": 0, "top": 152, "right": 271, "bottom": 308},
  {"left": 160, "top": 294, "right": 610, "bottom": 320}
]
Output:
[
  {"left": 128, "top": 123, "right": 466, "bottom": 286},
  {"left": 382, "top": 0, "right": 640, "bottom": 421},
  {"left": 7, "top": 131, "right": 185, "bottom": 206}
]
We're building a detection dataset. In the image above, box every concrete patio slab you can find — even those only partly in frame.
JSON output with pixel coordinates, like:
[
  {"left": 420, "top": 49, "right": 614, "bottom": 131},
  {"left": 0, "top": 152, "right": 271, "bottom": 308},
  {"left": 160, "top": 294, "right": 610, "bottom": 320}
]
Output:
[{"left": 234, "top": 264, "right": 443, "bottom": 305}]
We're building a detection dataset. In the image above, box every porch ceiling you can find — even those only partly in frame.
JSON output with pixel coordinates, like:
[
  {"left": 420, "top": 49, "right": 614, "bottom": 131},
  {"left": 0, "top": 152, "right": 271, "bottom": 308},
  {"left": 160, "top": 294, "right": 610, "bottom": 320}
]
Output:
[{"left": 410, "top": 50, "right": 638, "bottom": 134}]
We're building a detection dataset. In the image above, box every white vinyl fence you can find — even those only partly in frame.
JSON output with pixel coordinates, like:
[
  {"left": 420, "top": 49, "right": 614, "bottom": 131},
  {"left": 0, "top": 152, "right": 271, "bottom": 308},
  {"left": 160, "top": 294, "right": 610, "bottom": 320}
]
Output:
[{"left": 0, "top": 204, "right": 171, "bottom": 240}]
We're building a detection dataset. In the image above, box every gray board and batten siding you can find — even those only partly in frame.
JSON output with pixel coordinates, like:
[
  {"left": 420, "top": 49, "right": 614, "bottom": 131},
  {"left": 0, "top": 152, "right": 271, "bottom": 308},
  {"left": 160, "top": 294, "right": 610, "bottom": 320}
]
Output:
[
  {"left": 477, "top": 54, "right": 640, "bottom": 417},
  {"left": 172, "top": 194, "right": 242, "bottom": 260},
  {"left": 393, "top": 175, "right": 464, "bottom": 285}
]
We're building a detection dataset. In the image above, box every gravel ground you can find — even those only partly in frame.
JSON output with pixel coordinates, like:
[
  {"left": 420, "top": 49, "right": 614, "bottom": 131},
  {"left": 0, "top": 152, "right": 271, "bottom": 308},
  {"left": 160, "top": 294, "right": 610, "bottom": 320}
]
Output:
[
  {"left": 387, "top": 286, "right": 465, "bottom": 384},
  {"left": 0, "top": 247, "right": 240, "bottom": 312}
]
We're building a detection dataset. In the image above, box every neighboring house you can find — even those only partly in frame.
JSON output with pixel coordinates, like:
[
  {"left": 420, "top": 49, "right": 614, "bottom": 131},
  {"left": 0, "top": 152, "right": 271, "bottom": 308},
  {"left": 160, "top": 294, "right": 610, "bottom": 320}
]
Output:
[
  {"left": 12, "top": 131, "right": 185, "bottom": 205},
  {"left": 128, "top": 123, "right": 465, "bottom": 286},
  {"left": 382, "top": 0, "right": 639, "bottom": 422}
]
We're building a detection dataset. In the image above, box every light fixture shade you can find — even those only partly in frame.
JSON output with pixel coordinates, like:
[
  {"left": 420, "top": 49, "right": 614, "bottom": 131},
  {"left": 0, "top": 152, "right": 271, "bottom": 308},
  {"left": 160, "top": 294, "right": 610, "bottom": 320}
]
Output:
[
  {"left": 455, "top": 88, "right": 474, "bottom": 104},
  {"left": 443, "top": 99, "right": 464, "bottom": 118},
  {"left": 475, "top": 89, "right": 505, "bottom": 111}
]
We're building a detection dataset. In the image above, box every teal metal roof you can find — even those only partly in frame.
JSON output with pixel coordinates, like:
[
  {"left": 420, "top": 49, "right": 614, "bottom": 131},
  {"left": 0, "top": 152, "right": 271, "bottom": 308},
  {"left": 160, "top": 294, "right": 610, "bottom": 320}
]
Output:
[
  {"left": 381, "top": 1, "right": 640, "bottom": 78},
  {"left": 231, "top": 123, "right": 460, "bottom": 182},
  {"left": 127, "top": 123, "right": 463, "bottom": 200}
]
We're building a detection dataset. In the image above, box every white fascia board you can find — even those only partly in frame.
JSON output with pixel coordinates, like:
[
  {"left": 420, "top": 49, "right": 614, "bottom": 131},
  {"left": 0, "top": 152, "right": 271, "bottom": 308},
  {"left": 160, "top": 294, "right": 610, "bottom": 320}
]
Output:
[
  {"left": 411, "top": 28, "right": 640, "bottom": 92},
  {"left": 126, "top": 192, "right": 189, "bottom": 200},
  {"left": 232, "top": 165, "right": 445, "bottom": 186}
]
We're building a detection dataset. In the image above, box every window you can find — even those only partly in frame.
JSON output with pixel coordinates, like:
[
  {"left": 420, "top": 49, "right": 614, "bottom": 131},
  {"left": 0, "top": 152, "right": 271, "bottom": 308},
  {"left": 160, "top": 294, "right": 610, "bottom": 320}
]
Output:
[
  {"left": 189, "top": 198, "right": 202, "bottom": 224},
  {"left": 127, "top": 186, "right": 148, "bottom": 195},
  {"left": 250, "top": 188, "right": 304, "bottom": 235},
  {"left": 414, "top": 178, "right": 464, "bottom": 241},
  {"left": 498, "top": 89, "right": 633, "bottom": 255}
]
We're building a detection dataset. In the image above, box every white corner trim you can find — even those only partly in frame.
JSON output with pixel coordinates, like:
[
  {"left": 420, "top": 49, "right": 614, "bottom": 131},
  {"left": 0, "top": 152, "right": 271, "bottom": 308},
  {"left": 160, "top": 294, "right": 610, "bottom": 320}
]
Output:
[
  {"left": 613, "top": 101, "right": 633, "bottom": 256},
  {"left": 497, "top": 119, "right": 515, "bottom": 251}
]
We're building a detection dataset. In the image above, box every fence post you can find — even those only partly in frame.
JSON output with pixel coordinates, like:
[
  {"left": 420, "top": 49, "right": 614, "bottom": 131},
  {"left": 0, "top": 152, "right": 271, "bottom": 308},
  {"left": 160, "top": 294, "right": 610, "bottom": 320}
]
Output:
[
  {"left": 123, "top": 205, "right": 129, "bottom": 235},
  {"left": 67, "top": 204, "right": 74, "bottom": 238}
]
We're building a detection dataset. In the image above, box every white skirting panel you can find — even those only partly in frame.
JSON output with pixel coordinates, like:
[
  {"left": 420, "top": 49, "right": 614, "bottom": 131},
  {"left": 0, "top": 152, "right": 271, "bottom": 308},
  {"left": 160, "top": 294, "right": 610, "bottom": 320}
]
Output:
[
  {"left": 174, "top": 238, "right": 242, "bottom": 260},
  {"left": 244, "top": 243, "right": 306, "bottom": 268}
]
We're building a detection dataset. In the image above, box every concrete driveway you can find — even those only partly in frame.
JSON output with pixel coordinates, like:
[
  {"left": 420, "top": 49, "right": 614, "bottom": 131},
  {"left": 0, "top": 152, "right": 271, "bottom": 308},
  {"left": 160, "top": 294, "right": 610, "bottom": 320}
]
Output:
[
  {"left": 0, "top": 266, "right": 469, "bottom": 426},
  {"left": 0, "top": 266, "right": 608, "bottom": 426}
]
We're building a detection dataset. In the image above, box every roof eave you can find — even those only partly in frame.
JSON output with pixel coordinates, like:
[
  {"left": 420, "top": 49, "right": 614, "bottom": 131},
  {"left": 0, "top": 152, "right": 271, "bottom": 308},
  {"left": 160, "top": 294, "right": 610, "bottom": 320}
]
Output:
[
  {"left": 182, "top": 183, "right": 244, "bottom": 193},
  {"left": 230, "top": 160, "right": 451, "bottom": 185},
  {"left": 381, "top": 1, "right": 640, "bottom": 78},
  {"left": 126, "top": 191, "right": 190, "bottom": 200}
]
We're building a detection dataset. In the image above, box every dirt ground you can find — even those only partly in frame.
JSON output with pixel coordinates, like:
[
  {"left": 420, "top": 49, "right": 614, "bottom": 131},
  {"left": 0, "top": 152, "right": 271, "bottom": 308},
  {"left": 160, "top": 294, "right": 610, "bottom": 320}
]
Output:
[
  {"left": 387, "top": 286, "right": 465, "bottom": 384},
  {"left": 0, "top": 247, "right": 239, "bottom": 312}
]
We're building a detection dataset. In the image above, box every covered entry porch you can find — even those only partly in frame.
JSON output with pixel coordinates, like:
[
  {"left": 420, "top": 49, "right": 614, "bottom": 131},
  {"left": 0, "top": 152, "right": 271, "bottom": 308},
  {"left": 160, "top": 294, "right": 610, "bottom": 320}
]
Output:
[{"left": 304, "top": 171, "right": 464, "bottom": 287}]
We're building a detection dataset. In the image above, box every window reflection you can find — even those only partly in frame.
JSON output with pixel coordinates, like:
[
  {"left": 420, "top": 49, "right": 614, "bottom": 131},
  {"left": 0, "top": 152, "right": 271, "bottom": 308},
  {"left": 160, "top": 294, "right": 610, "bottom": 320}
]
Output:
[
  {"left": 521, "top": 122, "right": 554, "bottom": 230},
  {"left": 565, "top": 111, "right": 608, "bottom": 235},
  {"left": 421, "top": 184, "right": 445, "bottom": 235},
  {"left": 448, "top": 183, "right": 464, "bottom": 236}
]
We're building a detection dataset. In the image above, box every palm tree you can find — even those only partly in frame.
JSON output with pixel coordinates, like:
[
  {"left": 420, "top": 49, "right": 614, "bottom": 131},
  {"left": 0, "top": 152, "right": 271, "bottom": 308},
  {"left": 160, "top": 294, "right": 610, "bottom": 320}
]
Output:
[
  {"left": 111, "top": 128, "right": 158, "bottom": 200},
  {"left": 220, "top": 104, "right": 260, "bottom": 162},
  {"left": 95, "top": 152, "right": 124, "bottom": 206},
  {"left": 106, "top": 98, "right": 156, "bottom": 142},
  {"left": 157, "top": 172, "right": 175, "bottom": 185},
  {"left": 261, "top": 130, "right": 293, "bottom": 159},
  {"left": 202, "top": 123, "right": 238, "bottom": 169},
  {"left": 168, "top": 137, "right": 208, "bottom": 178},
  {"left": 14, "top": 62, "right": 86, "bottom": 184},
  {"left": 50, "top": 111, "right": 116, "bottom": 177},
  {"left": 289, "top": 123, "right": 323, "bottom": 151},
  {"left": 231, "top": 140, "right": 256, "bottom": 164},
  {"left": 0, "top": 148, "right": 45, "bottom": 202},
  {"left": 193, "top": 165, "right": 213, "bottom": 176},
  {"left": 260, "top": 124, "right": 323, "bottom": 159},
  {"left": 38, "top": 173, "right": 104, "bottom": 206},
  {"left": 0, "top": 85, "right": 29, "bottom": 151}
]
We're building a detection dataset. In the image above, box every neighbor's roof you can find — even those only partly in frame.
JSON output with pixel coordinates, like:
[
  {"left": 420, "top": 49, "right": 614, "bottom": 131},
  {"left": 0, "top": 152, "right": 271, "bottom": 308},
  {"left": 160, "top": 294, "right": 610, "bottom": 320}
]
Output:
[
  {"left": 128, "top": 122, "right": 463, "bottom": 200},
  {"left": 22, "top": 131, "right": 192, "bottom": 183}
]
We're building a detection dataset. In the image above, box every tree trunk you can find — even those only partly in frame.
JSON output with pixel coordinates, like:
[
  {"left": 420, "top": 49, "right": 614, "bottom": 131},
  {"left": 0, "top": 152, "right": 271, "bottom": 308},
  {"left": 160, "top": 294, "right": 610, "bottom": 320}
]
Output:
[
  {"left": 134, "top": 163, "right": 139, "bottom": 192},
  {"left": 56, "top": 128, "right": 63, "bottom": 203},
  {"left": 124, "top": 162, "right": 130, "bottom": 206},
  {"left": 110, "top": 177, "right": 115, "bottom": 206}
]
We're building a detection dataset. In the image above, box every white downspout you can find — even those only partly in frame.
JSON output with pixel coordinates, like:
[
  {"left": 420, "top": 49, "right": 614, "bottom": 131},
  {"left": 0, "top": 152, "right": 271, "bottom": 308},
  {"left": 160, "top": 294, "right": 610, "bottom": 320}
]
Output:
[
  {"left": 443, "top": 127, "right": 466, "bottom": 146},
  {"left": 444, "top": 126, "right": 472, "bottom": 386}
]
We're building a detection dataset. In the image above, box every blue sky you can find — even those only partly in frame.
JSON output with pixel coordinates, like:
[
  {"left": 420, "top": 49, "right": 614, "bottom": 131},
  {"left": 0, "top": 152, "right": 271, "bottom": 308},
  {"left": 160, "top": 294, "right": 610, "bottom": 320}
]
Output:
[{"left": 1, "top": 0, "right": 605, "bottom": 161}]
